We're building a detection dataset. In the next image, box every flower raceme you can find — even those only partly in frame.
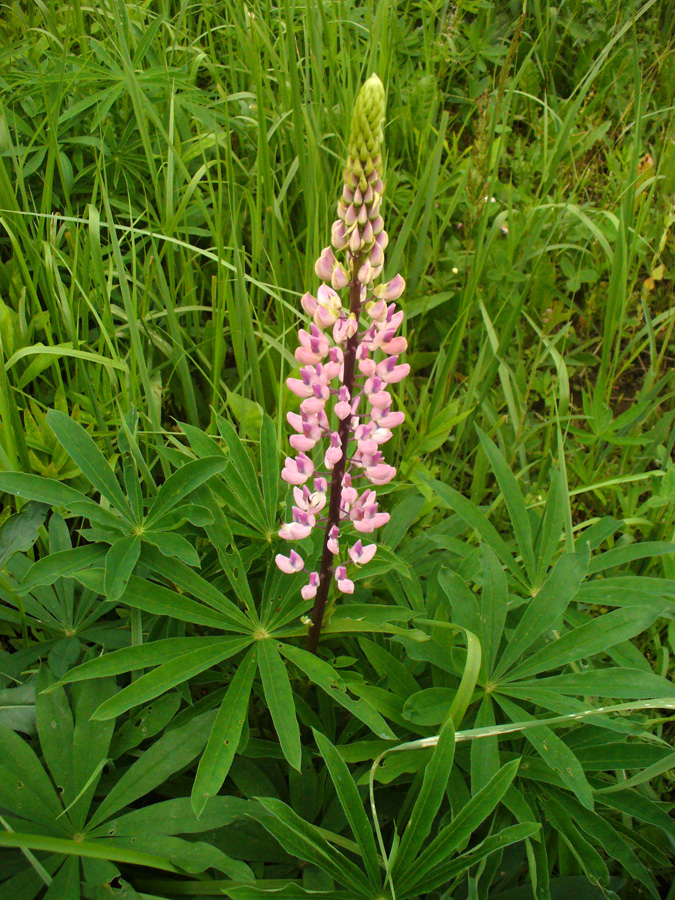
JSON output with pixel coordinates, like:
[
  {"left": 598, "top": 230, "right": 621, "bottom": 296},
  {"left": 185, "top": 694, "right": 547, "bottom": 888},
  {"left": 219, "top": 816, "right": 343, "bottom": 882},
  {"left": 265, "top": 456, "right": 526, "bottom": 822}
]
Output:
[{"left": 274, "top": 74, "right": 409, "bottom": 652}]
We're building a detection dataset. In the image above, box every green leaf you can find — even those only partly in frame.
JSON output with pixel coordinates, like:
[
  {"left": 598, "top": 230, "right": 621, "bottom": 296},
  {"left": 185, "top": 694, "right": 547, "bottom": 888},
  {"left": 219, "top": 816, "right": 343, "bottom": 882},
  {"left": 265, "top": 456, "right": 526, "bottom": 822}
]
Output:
[
  {"left": 588, "top": 541, "right": 675, "bottom": 574},
  {"left": 144, "top": 530, "right": 200, "bottom": 567},
  {"left": 36, "top": 667, "right": 74, "bottom": 807},
  {"left": 518, "top": 667, "right": 675, "bottom": 699},
  {"left": 0, "top": 473, "right": 92, "bottom": 509},
  {"left": 479, "top": 543, "right": 507, "bottom": 677},
  {"left": 392, "top": 717, "right": 455, "bottom": 880},
  {"left": 279, "top": 644, "right": 396, "bottom": 740},
  {"left": 417, "top": 471, "right": 525, "bottom": 586},
  {"left": 258, "top": 640, "right": 301, "bottom": 771},
  {"left": 255, "top": 798, "right": 371, "bottom": 897},
  {"left": 497, "top": 695, "right": 594, "bottom": 809},
  {"left": 403, "top": 688, "right": 456, "bottom": 726},
  {"left": 409, "top": 823, "right": 540, "bottom": 894},
  {"left": 52, "top": 637, "right": 228, "bottom": 688},
  {"left": 46, "top": 411, "right": 133, "bottom": 519},
  {"left": 0, "top": 832, "right": 184, "bottom": 873},
  {"left": 92, "top": 638, "right": 251, "bottom": 720},
  {"left": 0, "top": 725, "right": 63, "bottom": 825},
  {"left": 550, "top": 792, "right": 658, "bottom": 898},
  {"left": 477, "top": 427, "right": 536, "bottom": 582},
  {"left": 506, "top": 607, "right": 661, "bottom": 681},
  {"left": 0, "top": 501, "right": 49, "bottom": 567},
  {"left": 88, "top": 711, "right": 216, "bottom": 829},
  {"left": 402, "top": 759, "right": 521, "bottom": 892},
  {"left": 494, "top": 546, "right": 590, "bottom": 679},
  {"left": 192, "top": 647, "right": 257, "bottom": 817},
  {"left": 141, "top": 545, "right": 252, "bottom": 631},
  {"left": 120, "top": 576, "right": 230, "bottom": 629},
  {"left": 0, "top": 681, "right": 36, "bottom": 734},
  {"left": 216, "top": 417, "right": 267, "bottom": 530},
  {"left": 21, "top": 545, "right": 107, "bottom": 590},
  {"left": 313, "top": 730, "right": 381, "bottom": 889},
  {"left": 144, "top": 457, "right": 228, "bottom": 527},
  {"left": 196, "top": 486, "right": 257, "bottom": 616},
  {"left": 544, "top": 795, "right": 609, "bottom": 886},
  {"left": 533, "top": 467, "right": 566, "bottom": 580},
  {"left": 104, "top": 535, "right": 141, "bottom": 602}
]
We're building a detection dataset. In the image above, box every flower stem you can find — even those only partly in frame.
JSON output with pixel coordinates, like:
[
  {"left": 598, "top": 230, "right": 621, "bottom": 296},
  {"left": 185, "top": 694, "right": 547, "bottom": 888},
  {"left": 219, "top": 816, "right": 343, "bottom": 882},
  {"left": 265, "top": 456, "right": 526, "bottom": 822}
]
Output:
[{"left": 307, "top": 256, "right": 363, "bottom": 654}]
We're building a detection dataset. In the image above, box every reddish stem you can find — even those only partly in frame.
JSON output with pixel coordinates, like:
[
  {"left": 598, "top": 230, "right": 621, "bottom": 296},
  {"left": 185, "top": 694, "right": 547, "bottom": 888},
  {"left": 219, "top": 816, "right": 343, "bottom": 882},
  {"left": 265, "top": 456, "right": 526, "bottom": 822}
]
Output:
[{"left": 307, "top": 255, "right": 363, "bottom": 654}]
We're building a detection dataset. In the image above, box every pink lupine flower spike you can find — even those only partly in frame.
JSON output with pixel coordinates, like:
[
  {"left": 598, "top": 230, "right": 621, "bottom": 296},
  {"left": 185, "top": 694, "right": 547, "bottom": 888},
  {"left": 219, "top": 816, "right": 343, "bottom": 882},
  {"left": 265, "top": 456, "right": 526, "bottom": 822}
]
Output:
[{"left": 275, "top": 74, "right": 408, "bottom": 653}]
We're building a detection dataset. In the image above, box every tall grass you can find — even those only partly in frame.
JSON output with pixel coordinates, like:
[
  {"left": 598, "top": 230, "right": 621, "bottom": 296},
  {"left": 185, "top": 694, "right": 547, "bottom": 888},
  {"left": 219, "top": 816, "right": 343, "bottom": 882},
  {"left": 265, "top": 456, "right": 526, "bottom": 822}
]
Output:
[{"left": 0, "top": 0, "right": 674, "bottom": 531}]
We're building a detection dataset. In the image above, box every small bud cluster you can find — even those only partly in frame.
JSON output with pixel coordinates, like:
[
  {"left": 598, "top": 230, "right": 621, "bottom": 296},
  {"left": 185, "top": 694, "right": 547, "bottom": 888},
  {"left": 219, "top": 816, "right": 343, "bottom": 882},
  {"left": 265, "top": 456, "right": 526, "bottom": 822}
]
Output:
[{"left": 274, "top": 75, "right": 408, "bottom": 641}]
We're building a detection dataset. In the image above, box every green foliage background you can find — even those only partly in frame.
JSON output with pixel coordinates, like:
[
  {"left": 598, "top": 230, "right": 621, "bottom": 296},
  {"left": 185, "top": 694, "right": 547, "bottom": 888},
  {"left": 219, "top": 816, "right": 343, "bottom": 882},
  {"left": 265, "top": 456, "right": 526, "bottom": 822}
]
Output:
[{"left": 1, "top": 0, "right": 675, "bottom": 898}]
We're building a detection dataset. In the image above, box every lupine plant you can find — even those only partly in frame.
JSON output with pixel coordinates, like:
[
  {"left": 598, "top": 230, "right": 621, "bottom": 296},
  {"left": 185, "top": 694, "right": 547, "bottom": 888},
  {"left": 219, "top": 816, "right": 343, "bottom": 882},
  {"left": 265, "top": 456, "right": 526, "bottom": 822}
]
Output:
[{"left": 275, "top": 75, "right": 409, "bottom": 652}]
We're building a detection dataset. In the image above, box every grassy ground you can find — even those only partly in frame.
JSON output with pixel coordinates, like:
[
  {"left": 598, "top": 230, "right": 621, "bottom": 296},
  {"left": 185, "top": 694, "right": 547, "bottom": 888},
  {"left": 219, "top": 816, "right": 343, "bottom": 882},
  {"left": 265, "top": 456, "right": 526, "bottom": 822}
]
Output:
[{"left": 2, "top": 0, "right": 675, "bottom": 894}]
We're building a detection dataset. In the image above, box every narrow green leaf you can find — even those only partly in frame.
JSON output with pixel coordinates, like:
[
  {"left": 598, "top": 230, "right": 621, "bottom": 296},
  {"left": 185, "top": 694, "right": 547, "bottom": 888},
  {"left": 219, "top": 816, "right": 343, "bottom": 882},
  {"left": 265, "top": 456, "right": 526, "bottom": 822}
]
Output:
[
  {"left": 403, "top": 759, "right": 521, "bottom": 891},
  {"left": 409, "top": 823, "right": 540, "bottom": 894},
  {"left": 46, "top": 411, "right": 133, "bottom": 519},
  {"left": 313, "top": 730, "right": 381, "bottom": 889},
  {"left": 104, "top": 534, "right": 141, "bottom": 602},
  {"left": 121, "top": 575, "right": 230, "bottom": 629},
  {"left": 142, "top": 545, "right": 252, "bottom": 631},
  {"left": 89, "top": 711, "right": 216, "bottom": 829},
  {"left": 192, "top": 647, "right": 257, "bottom": 817},
  {"left": 479, "top": 543, "right": 507, "bottom": 677},
  {"left": 92, "top": 638, "right": 251, "bottom": 720},
  {"left": 392, "top": 717, "right": 455, "bottom": 880},
  {"left": 255, "top": 798, "right": 371, "bottom": 897},
  {"left": 0, "top": 831, "right": 184, "bottom": 873},
  {"left": 260, "top": 414, "right": 279, "bottom": 529},
  {"left": 144, "top": 530, "right": 200, "bottom": 567},
  {"left": 258, "top": 640, "right": 301, "bottom": 771},
  {"left": 506, "top": 607, "right": 661, "bottom": 681},
  {"left": 52, "top": 638, "right": 227, "bottom": 688},
  {"left": 518, "top": 667, "right": 675, "bottom": 699},
  {"left": 477, "top": 427, "right": 536, "bottom": 582},
  {"left": 144, "top": 457, "right": 228, "bottom": 526},
  {"left": 417, "top": 472, "right": 525, "bottom": 586},
  {"left": 494, "top": 546, "right": 589, "bottom": 679},
  {"left": 21, "top": 545, "right": 107, "bottom": 590},
  {"left": 497, "top": 696, "right": 594, "bottom": 809},
  {"left": 279, "top": 644, "right": 396, "bottom": 740},
  {"left": 217, "top": 417, "right": 267, "bottom": 529},
  {"left": 0, "top": 472, "right": 91, "bottom": 509}
]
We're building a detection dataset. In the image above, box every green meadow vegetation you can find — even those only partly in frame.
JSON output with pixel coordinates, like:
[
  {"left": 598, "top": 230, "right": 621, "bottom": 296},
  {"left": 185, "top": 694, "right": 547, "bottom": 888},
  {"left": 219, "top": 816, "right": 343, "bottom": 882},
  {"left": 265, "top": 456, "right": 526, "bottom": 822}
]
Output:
[{"left": 1, "top": 0, "right": 675, "bottom": 897}]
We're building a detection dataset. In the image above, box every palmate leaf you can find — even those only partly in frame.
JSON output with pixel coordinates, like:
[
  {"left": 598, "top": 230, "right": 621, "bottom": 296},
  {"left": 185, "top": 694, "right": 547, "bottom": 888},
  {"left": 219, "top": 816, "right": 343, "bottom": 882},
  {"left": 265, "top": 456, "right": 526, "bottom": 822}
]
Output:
[
  {"left": 396, "top": 759, "right": 521, "bottom": 894},
  {"left": 91, "top": 638, "right": 252, "bottom": 720},
  {"left": 493, "top": 545, "right": 590, "bottom": 680},
  {"left": 390, "top": 717, "right": 455, "bottom": 880},
  {"left": 313, "top": 730, "right": 381, "bottom": 889},
  {"left": 144, "top": 456, "right": 228, "bottom": 526},
  {"left": 505, "top": 606, "right": 662, "bottom": 681},
  {"left": 192, "top": 647, "right": 258, "bottom": 817},
  {"left": 258, "top": 640, "right": 301, "bottom": 771},
  {"left": 497, "top": 696, "right": 594, "bottom": 809},
  {"left": 476, "top": 427, "right": 536, "bottom": 583},
  {"left": 46, "top": 411, "right": 134, "bottom": 520},
  {"left": 254, "top": 798, "right": 372, "bottom": 897}
]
